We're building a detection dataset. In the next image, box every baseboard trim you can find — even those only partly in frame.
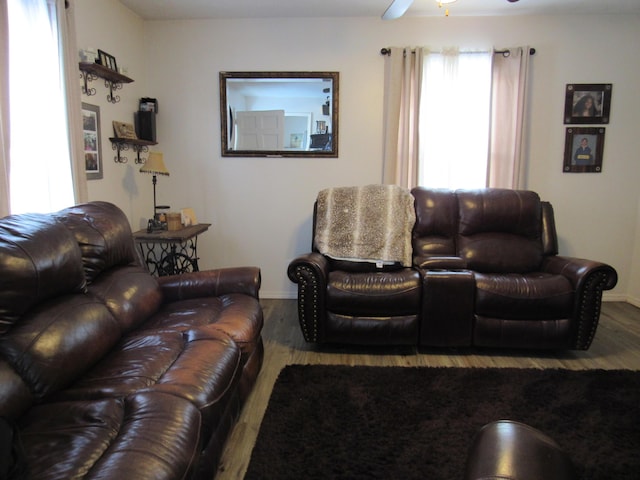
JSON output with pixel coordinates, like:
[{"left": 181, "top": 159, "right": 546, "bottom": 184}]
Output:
[{"left": 261, "top": 291, "right": 297, "bottom": 300}]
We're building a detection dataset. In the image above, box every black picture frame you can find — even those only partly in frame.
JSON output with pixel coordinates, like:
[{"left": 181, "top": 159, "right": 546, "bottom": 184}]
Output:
[
  {"left": 81, "top": 102, "right": 103, "bottom": 180},
  {"left": 564, "top": 83, "right": 612, "bottom": 124},
  {"left": 563, "top": 127, "right": 605, "bottom": 173},
  {"left": 97, "top": 49, "right": 118, "bottom": 72}
]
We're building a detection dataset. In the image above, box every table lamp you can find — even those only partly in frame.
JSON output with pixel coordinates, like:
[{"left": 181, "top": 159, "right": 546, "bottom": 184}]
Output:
[{"left": 139, "top": 151, "right": 170, "bottom": 222}]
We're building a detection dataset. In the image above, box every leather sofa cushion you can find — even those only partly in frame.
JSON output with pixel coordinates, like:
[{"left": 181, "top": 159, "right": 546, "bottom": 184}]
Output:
[
  {"left": 475, "top": 272, "right": 574, "bottom": 320},
  {"left": 1, "top": 294, "right": 119, "bottom": 402},
  {"left": 0, "top": 214, "right": 86, "bottom": 333},
  {"left": 20, "top": 392, "right": 200, "bottom": 479},
  {"left": 142, "top": 294, "right": 264, "bottom": 357},
  {"left": 412, "top": 187, "right": 458, "bottom": 259},
  {"left": 57, "top": 328, "right": 241, "bottom": 410},
  {"left": 88, "top": 265, "right": 162, "bottom": 332},
  {"left": 56, "top": 201, "right": 138, "bottom": 284},
  {"left": 457, "top": 189, "right": 543, "bottom": 273},
  {"left": 458, "top": 232, "right": 543, "bottom": 273},
  {"left": 0, "top": 360, "right": 34, "bottom": 418},
  {"left": 327, "top": 269, "right": 421, "bottom": 316}
]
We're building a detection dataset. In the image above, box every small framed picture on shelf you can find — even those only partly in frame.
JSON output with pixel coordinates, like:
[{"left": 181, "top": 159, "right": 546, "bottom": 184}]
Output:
[
  {"left": 139, "top": 97, "right": 158, "bottom": 113},
  {"left": 564, "top": 83, "right": 612, "bottom": 124},
  {"left": 112, "top": 121, "right": 138, "bottom": 140},
  {"left": 97, "top": 49, "right": 118, "bottom": 71},
  {"left": 563, "top": 127, "right": 605, "bottom": 173},
  {"left": 82, "top": 103, "right": 103, "bottom": 180}
]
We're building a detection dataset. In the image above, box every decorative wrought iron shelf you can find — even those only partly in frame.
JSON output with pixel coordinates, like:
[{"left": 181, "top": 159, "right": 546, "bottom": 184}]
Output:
[
  {"left": 109, "top": 137, "right": 157, "bottom": 164},
  {"left": 79, "top": 62, "right": 134, "bottom": 104}
]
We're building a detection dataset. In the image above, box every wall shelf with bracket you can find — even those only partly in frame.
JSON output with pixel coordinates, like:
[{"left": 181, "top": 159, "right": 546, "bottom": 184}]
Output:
[
  {"left": 109, "top": 138, "right": 157, "bottom": 164},
  {"left": 79, "top": 62, "right": 133, "bottom": 104}
]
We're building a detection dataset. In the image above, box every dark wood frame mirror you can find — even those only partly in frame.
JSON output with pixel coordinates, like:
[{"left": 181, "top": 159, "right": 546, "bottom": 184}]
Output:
[{"left": 220, "top": 71, "right": 339, "bottom": 157}]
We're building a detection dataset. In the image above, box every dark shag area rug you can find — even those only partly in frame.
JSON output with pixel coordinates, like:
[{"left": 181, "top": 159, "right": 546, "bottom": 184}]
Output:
[{"left": 244, "top": 365, "right": 640, "bottom": 480}]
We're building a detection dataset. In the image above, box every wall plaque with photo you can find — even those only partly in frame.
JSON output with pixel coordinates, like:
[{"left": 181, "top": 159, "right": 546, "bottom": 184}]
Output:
[
  {"left": 82, "top": 103, "right": 103, "bottom": 180},
  {"left": 112, "top": 121, "right": 138, "bottom": 140},
  {"left": 564, "top": 83, "right": 612, "bottom": 124},
  {"left": 563, "top": 127, "right": 605, "bottom": 173}
]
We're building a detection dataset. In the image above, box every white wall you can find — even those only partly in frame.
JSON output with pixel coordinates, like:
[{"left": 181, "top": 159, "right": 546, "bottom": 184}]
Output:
[
  {"left": 76, "top": 6, "right": 640, "bottom": 301},
  {"left": 75, "top": 0, "right": 152, "bottom": 228}
]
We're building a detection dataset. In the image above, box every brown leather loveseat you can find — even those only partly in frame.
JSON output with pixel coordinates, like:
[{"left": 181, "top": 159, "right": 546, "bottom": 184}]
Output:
[
  {"left": 0, "top": 201, "right": 263, "bottom": 479},
  {"left": 287, "top": 186, "right": 617, "bottom": 350}
]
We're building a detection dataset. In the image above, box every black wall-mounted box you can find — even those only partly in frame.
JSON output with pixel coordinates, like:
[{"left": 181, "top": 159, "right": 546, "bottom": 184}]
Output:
[{"left": 135, "top": 111, "right": 156, "bottom": 142}]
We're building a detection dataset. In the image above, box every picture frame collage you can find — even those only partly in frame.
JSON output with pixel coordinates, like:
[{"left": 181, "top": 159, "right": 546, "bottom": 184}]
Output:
[
  {"left": 82, "top": 103, "right": 103, "bottom": 180},
  {"left": 563, "top": 83, "right": 612, "bottom": 173},
  {"left": 97, "top": 49, "right": 118, "bottom": 72}
]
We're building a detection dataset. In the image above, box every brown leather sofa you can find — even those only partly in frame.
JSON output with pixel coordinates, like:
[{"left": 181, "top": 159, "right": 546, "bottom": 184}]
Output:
[
  {"left": 0, "top": 201, "right": 263, "bottom": 480},
  {"left": 287, "top": 187, "right": 617, "bottom": 350}
]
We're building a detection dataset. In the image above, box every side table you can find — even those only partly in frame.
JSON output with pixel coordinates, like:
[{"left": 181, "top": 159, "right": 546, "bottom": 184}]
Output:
[{"left": 132, "top": 223, "right": 210, "bottom": 276}]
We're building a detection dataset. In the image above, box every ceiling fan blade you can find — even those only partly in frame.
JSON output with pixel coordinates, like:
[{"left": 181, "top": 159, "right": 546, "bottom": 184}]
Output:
[{"left": 382, "top": 0, "right": 414, "bottom": 20}]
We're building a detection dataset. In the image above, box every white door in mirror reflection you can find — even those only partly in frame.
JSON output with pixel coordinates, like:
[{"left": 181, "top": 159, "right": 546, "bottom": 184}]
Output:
[{"left": 235, "top": 110, "right": 284, "bottom": 150}]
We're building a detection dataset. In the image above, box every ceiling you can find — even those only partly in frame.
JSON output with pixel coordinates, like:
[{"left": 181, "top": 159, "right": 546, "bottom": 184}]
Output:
[{"left": 119, "top": 0, "right": 640, "bottom": 21}]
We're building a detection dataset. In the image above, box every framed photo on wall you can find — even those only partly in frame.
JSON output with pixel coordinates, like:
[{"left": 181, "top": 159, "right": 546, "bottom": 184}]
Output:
[
  {"left": 81, "top": 103, "right": 103, "bottom": 180},
  {"left": 564, "top": 83, "right": 612, "bottom": 124},
  {"left": 97, "top": 49, "right": 118, "bottom": 71},
  {"left": 563, "top": 127, "right": 605, "bottom": 173}
]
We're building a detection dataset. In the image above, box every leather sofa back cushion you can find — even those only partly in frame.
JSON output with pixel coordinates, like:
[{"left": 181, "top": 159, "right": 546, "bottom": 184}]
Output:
[
  {"left": 457, "top": 189, "right": 543, "bottom": 273},
  {"left": 56, "top": 201, "right": 138, "bottom": 284},
  {"left": 0, "top": 360, "right": 34, "bottom": 418},
  {"left": 88, "top": 265, "right": 162, "bottom": 332},
  {"left": 0, "top": 214, "right": 86, "bottom": 333},
  {"left": 1, "top": 294, "right": 120, "bottom": 401},
  {"left": 412, "top": 187, "right": 458, "bottom": 258}
]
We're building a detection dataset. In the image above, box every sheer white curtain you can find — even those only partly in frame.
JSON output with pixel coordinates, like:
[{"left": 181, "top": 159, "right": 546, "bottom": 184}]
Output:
[
  {"left": 382, "top": 46, "right": 531, "bottom": 191},
  {"left": 60, "top": 0, "right": 88, "bottom": 205},
  {"left": 0, "top": 2, "right": 10, "bottom": 217},
  {"left": 4, "top": 0, "right": 85, "bottom": 215},
  {"left": 487, "top": 47, "right": 531, "bottom": 189},
  {"left": 419, "top": 49, "right": 492, "bottom": 189},
  {"left": 382, "top": 47, "right": 424, "bottom": 189}
]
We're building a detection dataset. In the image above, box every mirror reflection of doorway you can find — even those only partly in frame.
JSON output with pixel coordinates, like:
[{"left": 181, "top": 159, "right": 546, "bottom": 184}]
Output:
[
  {"left": 234, "top": 110, "right": 285, "bottom": 150},
  {"left": 220, "top": 72, "right": 339, "bottom": 157}
]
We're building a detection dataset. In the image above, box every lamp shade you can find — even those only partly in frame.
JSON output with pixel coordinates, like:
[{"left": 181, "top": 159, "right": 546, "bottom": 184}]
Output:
[{"left": 140, "top": 152, "right": 169, "bottom": 176}]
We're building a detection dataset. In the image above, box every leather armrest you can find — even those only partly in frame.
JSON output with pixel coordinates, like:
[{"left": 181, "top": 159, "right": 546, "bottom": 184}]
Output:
[
  {"left": 541, "top": 255, "right": 617, "bottom": 291},
  {"left": 542, "top": 255, "right": 617, "bottom": 349},
  {"left": 287, "top": 252, "right": 329, "bottom": 284},
  {"left": 287, "top": 252, "right": 329, "bottom": 342},
  {"left": 415, "top": 256, "right": 466, "bottom": 270},
  {"left": 158, "top": 267, "right": 261, "bottom": 302},
  {"left": 465, "top": 420, "right": 577, "bottom": 480}
]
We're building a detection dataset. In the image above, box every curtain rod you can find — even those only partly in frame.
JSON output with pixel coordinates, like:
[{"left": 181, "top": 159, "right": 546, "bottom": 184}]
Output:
[{"left": 380, "top": 47, "right": 536, "bottom": 56}]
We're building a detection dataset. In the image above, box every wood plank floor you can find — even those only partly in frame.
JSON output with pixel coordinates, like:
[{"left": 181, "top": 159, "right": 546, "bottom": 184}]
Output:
[{"left": 216, "top": 300, "right": 640, "bottom": 479}]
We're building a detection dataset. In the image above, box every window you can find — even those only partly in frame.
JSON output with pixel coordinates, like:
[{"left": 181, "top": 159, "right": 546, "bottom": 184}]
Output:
[
  {"left": 7, "top": 0, "right": 74, "bottom": 214},
  {"left": 418, "top": 50, "right": 492, "bottom": 189}
]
